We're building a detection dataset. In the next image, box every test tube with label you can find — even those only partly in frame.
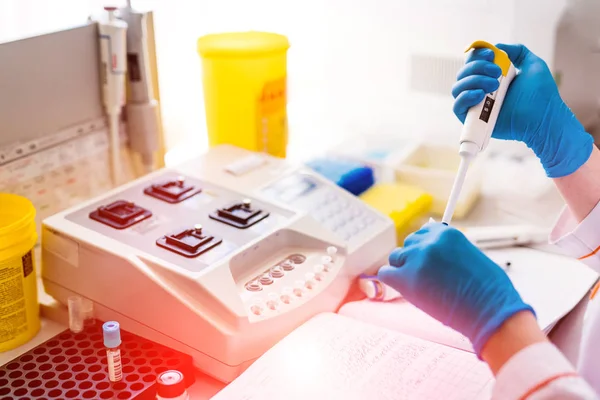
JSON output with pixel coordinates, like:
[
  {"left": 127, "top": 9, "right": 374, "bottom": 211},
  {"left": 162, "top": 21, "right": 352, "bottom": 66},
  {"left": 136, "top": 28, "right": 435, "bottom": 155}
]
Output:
[{"left": 103, "top": 321, "right": 123, "bottom": 382}]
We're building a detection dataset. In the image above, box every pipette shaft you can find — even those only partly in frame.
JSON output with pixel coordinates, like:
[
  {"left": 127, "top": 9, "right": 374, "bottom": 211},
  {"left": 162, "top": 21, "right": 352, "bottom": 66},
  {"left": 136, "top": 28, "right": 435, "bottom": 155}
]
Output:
[{"left": 442, "top": 156, "right": 472, "bottom": 225}]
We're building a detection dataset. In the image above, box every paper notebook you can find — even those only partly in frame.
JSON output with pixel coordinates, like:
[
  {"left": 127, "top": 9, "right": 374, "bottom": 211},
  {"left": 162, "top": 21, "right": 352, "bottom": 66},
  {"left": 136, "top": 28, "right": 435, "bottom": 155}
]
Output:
[
  {"left": 212, "top": 313, "right": 493, "bottom": 400},
  {"left": 212, "top": 247, "right": 596, "bottom": 400}
]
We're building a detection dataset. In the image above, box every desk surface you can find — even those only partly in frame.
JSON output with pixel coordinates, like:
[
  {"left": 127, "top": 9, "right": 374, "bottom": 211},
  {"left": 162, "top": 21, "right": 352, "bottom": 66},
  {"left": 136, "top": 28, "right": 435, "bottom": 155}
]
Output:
[{"left": 0, "top": 186, "right": 584, "bottom": 399}]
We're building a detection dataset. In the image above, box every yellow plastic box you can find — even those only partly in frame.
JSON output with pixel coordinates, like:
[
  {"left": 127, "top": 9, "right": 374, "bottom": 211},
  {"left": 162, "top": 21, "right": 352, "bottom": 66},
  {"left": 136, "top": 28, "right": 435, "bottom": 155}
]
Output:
[{"left": 360, "top": 183, "right": 432, "bottom": 245}]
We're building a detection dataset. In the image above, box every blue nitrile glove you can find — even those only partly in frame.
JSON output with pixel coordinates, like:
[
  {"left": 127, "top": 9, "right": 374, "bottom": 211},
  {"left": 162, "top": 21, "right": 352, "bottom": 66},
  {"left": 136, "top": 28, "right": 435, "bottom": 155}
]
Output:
[
  {"left": 377, "top": 222, "right": 535, "bottom": 356},
  {"left": 452, "top": 43, "right": 594, "bottom": 178}
]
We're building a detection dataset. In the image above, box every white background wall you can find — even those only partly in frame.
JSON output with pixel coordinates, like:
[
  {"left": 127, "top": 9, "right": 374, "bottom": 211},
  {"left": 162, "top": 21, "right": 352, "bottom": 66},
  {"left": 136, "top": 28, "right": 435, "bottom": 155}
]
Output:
[{"left": 0, "top": 0, "right": 569, "bottom": 163}]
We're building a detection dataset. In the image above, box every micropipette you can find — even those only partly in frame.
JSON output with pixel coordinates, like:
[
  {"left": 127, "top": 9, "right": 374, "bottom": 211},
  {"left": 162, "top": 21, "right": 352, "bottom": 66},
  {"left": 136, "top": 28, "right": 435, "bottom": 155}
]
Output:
[
  {"left": 442, "top": 41, "right": 517, "bottom": 225},
  {"left": 97, "top": 7, "right": 128, "bottom": 186}
]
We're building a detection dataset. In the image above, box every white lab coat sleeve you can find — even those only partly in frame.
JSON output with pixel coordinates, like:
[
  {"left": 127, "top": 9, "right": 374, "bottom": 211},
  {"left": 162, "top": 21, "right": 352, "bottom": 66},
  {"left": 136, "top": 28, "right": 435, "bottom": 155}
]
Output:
[
  {"left": 549, "top": 202, "right": 600, "bottom": 272},
  {"left": 492, "top": 342, "right": 598, "bottom": 399},
  {"left": 549, "top": 201, "right": 600, "bottom": 393}
]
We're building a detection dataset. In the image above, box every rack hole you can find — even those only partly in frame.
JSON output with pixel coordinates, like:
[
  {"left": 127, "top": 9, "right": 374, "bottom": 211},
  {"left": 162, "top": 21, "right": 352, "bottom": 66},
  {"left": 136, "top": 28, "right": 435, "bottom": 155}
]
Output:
[
  {"left": 82, "top": 348, "right": 94, "bottom": 356},
  {"left": 155, "top": 366, "right": 168, "bottom": 374},
  {"left": 113, "top": 382, "right": 126, "bottom": 391},
  {"left": 59, "top": 333, "right": 71, "bottom": 340},
  {"left": 59, "top": 372, "right": 73, "bottom": 380},
  {"left": 123, "top": 365, "right": 135, "bottom": 374},
  {"left": 0, "top": 379, "right": 6, "bottom": 387},
  {"left": 125, "top": 342, "right": 137, "bottom": 349},
  {"left": 96, "top": 381, "right": 110, "bottom": 390},
  {"left": 25, "top": 371, "right": 39, "bottom": 379},
  {"left": 83, "top": 390, "right": 98, "bottom": 399},
  {"left": 31, "top": 388, "right": 45, "bottom": 396},
  {"left": 133, "top": 358, "right": 145, "bottom": 366},
  {"left": 33, "top": 347, "right": 46, "bottom": 355},
  {"left": 62, "top": 381, "right": 76, "bottom": 389},
  {"left": 56, "top": 364, "right": 69, "bottom": 372},
  {"left": 39, "top": 363, "right": 52, "bottom": 371},
  {"left": 23, "top": 362, "right": 36, "bottom": 371},
  {"left": 48, "top": 389, "right": 63, "bottom": 398},
  {"left": 100, "top": 391, "right": 115, "bottom": 399},
  {"left": 46, "top": 340, "right": 59, "bottom": 347},
  {"left": 125, "top": 374, "right": 139, "bottom": 382},
  {"left": 27, "top": 379, "right": 42, "bottom": 387},
  {"left": 89, "top": 365, "right": 102, "bottom": 373},
  {"left": 79, "top": 381, "right": 93, "bottom": 390},
  {"left": 19, "top": 354, "right": 33, "bottom": 362},
  {"left": 73, "top": 364, "right": 85, "bottom": 372},
  {"left": 94, "top": 341, "right": 105, "bottom": 349},
  {"left": 85, "top": 356, "right": 98, "bottom": 364},
  {"left": 130, "top": 350, "right": 142, "bottom": 357},
  {"left": 131, "top": 382, "right": 144, "bottom": 391},
  {"left": 14, "top": 388, "right": 28, "bottom": 396},
  {"left": 45, "top": 380, "right": 59, "bottom": 389},
  {"left": 146, "top": 350, "right": 158, "bottom": 358},
  {"left": 138, "top": 366, "right": 151, "bottom": 374},
  {"left": 52, "top": 355, "right": 66, "bottom": 363},
  {"left": 162, "top": 350, "right": 174, "bottom": 358},
  {"left": 68, "top": 356, "right": 82, "bottom": 363},
  {"left": 38, "top": 354, "right": 52, "bottom": 362},
  {"left": 118, "top": 392, "right": 132, "bottom": 399},
  {"left": 90, "top": 334, "right": 102, "bottom": 341},
  {"left": 77, "top": 341, "right": 91, "bottom": 349},
  {"left": 75, "top": 372, "right": 89, "bottom": 381},
  {"left": 141, "top": 343, "right": 153, "bottom": 350},
  {"left": 9, "top": 370, "right": 22, "bottom": 379},
  {"left": 74, "top": 333, "right": 87, "bottom": 340},
  {"left": 121, "top": 357, "right": 131, "bottom": 365},
  {"left": 92, "top": 373, "right": 106, "bottom": 381},
  {"left": 143, "top": 374, "right": 156, "bottom": 383},
  {"left": 0, "top": 388, "right": 8, "bottom": 396},
  {"left": 11, "top": 379, "right": 25, "bottom": 387},
  {"left": 65, "top": 389, "right": 79, "bottom": 398},
  {"left": 6, "top": 362, "right": 19, "bottom": 370},
  {"left": 63, "top": 340, "right": 75, "bottom": 347},
  {"left": 42, "top": 372, "right": 56, "bottom": 380},
  {"left": 48, "top": 348, "right": 61, "bottom": 356},
  {"left": 65, "top": 348, "right": 78, "bottom": 355}
]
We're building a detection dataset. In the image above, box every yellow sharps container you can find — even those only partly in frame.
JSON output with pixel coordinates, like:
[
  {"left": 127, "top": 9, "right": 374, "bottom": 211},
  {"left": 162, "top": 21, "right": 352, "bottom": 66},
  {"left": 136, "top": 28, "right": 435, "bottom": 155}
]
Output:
[
  {"left": 197, "top": 31, "right": 290, "bottom": 157},
  {"left": 0, "top": 193, "right": 40, "bottom": 352}
]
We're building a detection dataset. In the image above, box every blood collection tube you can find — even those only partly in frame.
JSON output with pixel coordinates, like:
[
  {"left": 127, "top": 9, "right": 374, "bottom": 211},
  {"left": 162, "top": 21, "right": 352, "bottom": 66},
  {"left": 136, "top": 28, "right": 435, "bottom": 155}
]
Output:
[
  {"left": 103, "top": 321, "right": 123, "bottom": 382},
  {"left": 156, "top": 370, "right": 190, "bottom": 400}
]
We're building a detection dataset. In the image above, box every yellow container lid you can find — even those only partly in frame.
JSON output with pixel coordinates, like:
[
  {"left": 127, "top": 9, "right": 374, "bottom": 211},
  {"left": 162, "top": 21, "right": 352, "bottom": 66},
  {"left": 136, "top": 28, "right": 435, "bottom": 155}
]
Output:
[
  {"left": 0, "top": 193, "right": 36, "bottom": 252},
  {"left": 198, "top": 31, "right": 290, "bottom": 58}
]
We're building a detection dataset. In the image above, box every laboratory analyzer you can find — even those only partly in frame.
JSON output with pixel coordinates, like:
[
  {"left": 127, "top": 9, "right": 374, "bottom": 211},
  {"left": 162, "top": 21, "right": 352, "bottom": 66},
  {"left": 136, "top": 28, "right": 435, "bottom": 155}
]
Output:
[{"left": 41, "top": 145, "right": 396, "bottom": 382}]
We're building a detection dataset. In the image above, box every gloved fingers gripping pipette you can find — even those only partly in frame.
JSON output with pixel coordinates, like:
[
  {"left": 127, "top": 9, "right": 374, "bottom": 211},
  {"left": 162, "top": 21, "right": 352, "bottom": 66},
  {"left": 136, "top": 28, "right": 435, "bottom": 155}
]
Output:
[{"left": 442, "top": 41, "right": 516, "bottom": 225}]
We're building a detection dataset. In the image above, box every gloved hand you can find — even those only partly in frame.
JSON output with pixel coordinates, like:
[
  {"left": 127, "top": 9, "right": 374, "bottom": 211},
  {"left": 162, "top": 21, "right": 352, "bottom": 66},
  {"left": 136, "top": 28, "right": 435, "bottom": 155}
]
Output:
[
  {"left": 377, "top": 222, "right": 535, "bottom": 356},
  {"left": 452, "top": 43, "right": 594, "bottom": 178}
]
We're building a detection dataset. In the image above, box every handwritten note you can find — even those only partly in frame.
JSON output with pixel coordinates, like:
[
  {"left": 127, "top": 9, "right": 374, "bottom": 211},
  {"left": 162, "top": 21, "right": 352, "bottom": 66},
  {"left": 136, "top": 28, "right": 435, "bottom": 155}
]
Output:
[
  {"left": 212, "top": 313, "right": 493, "bottom": 400},
  {"left": 339, "top": 299, "right": 475, "bottom": 353}
]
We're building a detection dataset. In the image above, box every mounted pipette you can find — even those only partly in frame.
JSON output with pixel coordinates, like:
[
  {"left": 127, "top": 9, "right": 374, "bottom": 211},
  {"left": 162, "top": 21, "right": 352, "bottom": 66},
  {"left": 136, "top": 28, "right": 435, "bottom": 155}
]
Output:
[{"left": 442, "top": 41, "right": 516, "bottom": 225}]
